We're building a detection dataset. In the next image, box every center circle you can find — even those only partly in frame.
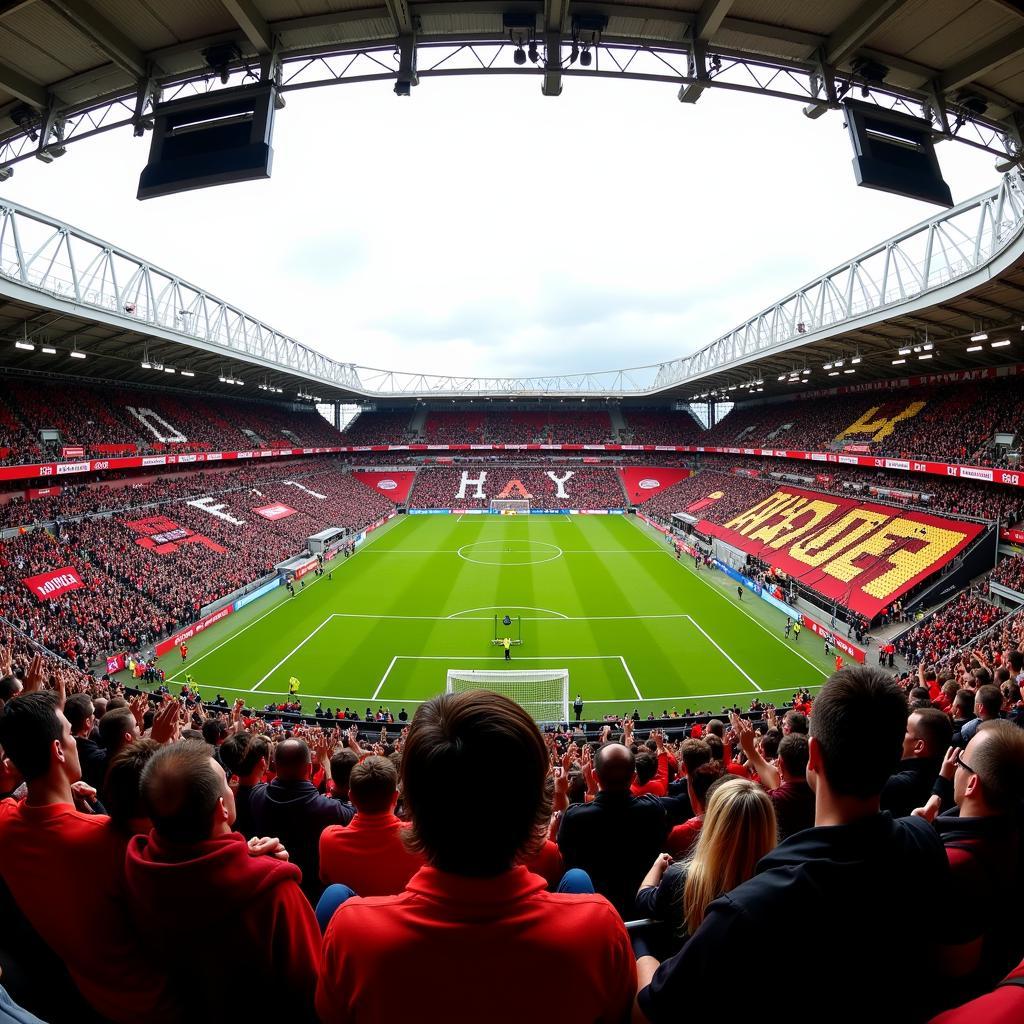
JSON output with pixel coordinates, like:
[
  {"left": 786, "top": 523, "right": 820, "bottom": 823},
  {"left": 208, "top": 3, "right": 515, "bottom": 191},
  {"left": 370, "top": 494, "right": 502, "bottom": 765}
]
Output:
[{"left": 457, "top": 540, "right": 563, "bottom": 566}]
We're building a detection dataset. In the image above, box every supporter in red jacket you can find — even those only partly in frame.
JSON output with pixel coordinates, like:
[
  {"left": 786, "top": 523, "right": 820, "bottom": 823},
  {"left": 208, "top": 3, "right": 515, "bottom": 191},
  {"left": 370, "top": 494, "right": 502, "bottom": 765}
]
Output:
[
  {"left": 318, "top": 754, "right": 424, "bottom": 909},
  {"left": 0, "top": 692, "right": 172, "bottom": 1024},
  {"left": 125, "top": 740, "right": 321, "bottom": 1023},
  {"left": 316, "top": 691, "right": 635, "bottom": 1024}
]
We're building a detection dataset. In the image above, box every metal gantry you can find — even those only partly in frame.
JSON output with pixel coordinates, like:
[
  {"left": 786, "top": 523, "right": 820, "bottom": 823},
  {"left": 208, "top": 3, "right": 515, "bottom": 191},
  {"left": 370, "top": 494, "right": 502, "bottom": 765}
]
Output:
[
  {"left": 0, "top": 28, "right": 1020, "bottom": 172},
  {"left": 0, "top": 170, "right": 1022, "bottom": 399},
  {"left": 653, "top": 169, "right": 1024, "bottom": 388}
]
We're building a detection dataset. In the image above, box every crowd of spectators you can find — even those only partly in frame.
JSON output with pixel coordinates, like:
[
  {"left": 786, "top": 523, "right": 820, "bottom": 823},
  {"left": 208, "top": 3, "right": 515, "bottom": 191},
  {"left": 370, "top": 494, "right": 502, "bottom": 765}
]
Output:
[
  {"left": 409, "top": 466, "right": 627, "bottom": 509},
  {"left": 0, "top": 380, "right": 344, "bottom": 465},
  {"left": 638, "top": 470, "right": 777, "bottom": 524},
  {"left": 620, "top": 409, "right": 705, "bottom": 445},
  {"left": 0, "top": 463, "right": 395, "bottom": 672},
  {"left": 706, "top": 379, "right": 1024, "bottom": 467},
  {"left": 1, "top": 663, "right": 1023, "bottom": 1022},
  {"left": 895, "top": 591, "right": 1007, "bottom": 669},
  {"left": 991, "top": 553, "right": 1024, "bottom": 594}
]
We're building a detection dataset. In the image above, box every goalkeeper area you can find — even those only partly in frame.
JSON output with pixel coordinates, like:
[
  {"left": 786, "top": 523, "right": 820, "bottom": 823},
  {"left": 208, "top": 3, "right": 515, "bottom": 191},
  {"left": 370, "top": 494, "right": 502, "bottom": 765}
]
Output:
[{"left": 130, "top": 515, "right": 836, "bottom": 717}]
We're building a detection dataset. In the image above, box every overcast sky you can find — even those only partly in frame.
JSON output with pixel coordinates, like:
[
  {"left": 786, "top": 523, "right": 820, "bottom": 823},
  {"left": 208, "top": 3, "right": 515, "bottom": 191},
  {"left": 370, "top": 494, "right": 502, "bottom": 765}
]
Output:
[{"left": 0, "top": 76, "right": 1002, "bottom": 381}]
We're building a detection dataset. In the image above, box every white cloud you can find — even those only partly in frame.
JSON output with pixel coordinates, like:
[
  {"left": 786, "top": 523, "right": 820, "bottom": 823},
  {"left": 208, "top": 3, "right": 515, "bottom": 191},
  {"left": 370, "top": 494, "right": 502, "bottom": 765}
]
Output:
[{"left": 0, "top": 76, "right": 1000, "bottom": 380}]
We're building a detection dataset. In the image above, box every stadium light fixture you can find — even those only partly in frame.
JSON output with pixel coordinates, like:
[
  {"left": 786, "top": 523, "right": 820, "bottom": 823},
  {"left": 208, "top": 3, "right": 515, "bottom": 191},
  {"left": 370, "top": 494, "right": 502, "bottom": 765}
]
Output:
[
  {"left": 892, "top": 358, "right": 906, "bottom": 365},
  {"left": 822, "top": 362, "right": 833, "bottom": 370},
  {"left": 970, "top": 332, "right": 988, "bottom": 342},
  {"left": 992, "top": 339, "right": 1011, "bottom": 348},
  {"left": 181, "top": 369, "right": 195, "bottom": 377},
  {"left": 163, "top": 366, "right": 175, "bottom": 373},
  {"left": 898, "top": 347, "right": 912, "bottom": 356},
  {"left": 14, "top": 341, "right": 34, "bottom": 351},
  {"left": 844, "top": 368, "right": 856, "bottom": 374},
  {"left": 41, "top": 346, "right": 56, "bottom": 355},
  {"left": 851, "top": 355, "right": 862, "bottom": 364},
  {"left": 828, "top": 371, "right": 840, "bottom": 376},
  {"left": 777, "top": 374, "right": 786, "bottom": 381},
  {"left": 834, "top": 358, "right": 844, "bottom": 367},
  {"left": 802, "top": 368, "right": 811, "bottom": 375},
  {"left": 922, "top": 342, "right": 933, "bottom": 351},
  {"left": 69, "top": 350, "right": 86, "bottom": 359},
  {"left": 918, "top": 353, "right": 932, "bottom": 360},
  {"left": 966, "top": 345, "right": 983, "bottom": 352}
]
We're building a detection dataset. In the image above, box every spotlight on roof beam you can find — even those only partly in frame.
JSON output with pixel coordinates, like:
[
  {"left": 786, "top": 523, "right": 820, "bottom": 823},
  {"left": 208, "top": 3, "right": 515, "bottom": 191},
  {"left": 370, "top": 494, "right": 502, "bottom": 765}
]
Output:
[
  {"left": 181, "top": 370, "right": 195, "bottom": 377},
  {"left": 14, "top": 341, "right": 34, "bottom": 351},
  {"left": 69, "top": 350, "right": 86, "bottom": 359},
  {"left": 163, "top": 367, "right": 176, "bottom": 373},
  {"left": 802, "top": 368, "right": 811, "bottom": 375},
  {"left": 892, "top": 358, "right": 906, "bottom": 364},
  {"left": 822, "top": 362, "right": 833, "bottom": 370},
  {"left": 844, "top": 368, "right": 856, "bottom": 373},
  {"left": 834, "top": 359, "right": 844, "bottom": 367},
  {"left": 922, "top": 342, "right": 933, "bottom": 351},
  {"left": 141, "top": 360, "right": 152, "bottom": 369},
  {"left": 918, "top": 353, "right": 932, "bottom": 359},
  {"left": 966, "top": 345, "right": 983, "bottom": 352},
  {"left": 513, "top": 45, "right": 526, "bottom": 65},
  {"left": 992, "top": 339, "right": 1011, "bottom": 348},
  {"left": 851, "top": 356, "right": 862, "bottom": 364},
  {"left": 828, "top": 371, "right": 840, "bottom": 376},
  {"left": 971, "top": 333, "right": 987, "bottom": 342},
  {"left": 778, "top": 374, "right": 786, "bottom": 381},
  {"left": 898, "top": 347, "right": 912, "bottom": 356},
  {"left": 41, "top": 346, "right": 56, "bottom": 355}
]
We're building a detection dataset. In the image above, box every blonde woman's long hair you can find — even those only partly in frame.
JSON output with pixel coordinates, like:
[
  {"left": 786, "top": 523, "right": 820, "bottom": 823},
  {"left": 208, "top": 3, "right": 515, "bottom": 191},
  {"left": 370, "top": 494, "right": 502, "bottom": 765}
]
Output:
[{"left": 681, "top": 778, "right": 777, "bottom": 935}]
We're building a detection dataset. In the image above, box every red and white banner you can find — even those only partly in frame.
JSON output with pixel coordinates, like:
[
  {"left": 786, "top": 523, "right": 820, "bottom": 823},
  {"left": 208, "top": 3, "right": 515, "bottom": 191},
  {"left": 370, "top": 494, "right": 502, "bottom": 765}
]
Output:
[
  {"left": 253, "top": 503, "right": 297, "bottom": 521},
  {"left": 637, "top": 511, "right": 670, "bottom": 534},
  {"left": 351, "top": 470, "right": 417, "bottom": 503},
  {"left": 292, "top": 556, "right": 320, "bottom": 580},
  {"left": 1003, "top": 528, "right": 1024, "bottom": 545},
  {"left": 106, "top": 653, "right": 127, "bottom": 675},
  {"left": 617, "top": 467, "right": 691, "bottom": 503},
  {"left": 698, "top": 486, "right": 983, "bottom": 617},
  {"left": 25, "top": 486, "right": 61, "bottom": 500},
  {"left": 799, "top": 615, "right": 866, "bottom": 664},
  {"left": 60, "top": 446, "right": 85, "bottom": 459},
  {"left": 155, "top": 606, "right": 234, "bottom": 657},
  {"left": 22, "top": 567, "right": 85, "bottom": 602}
]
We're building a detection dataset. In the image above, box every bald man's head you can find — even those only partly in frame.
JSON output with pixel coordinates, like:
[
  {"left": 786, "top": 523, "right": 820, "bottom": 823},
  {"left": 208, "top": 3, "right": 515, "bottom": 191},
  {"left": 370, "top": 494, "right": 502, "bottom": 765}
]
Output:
[
  {"left": 273, "top": 738, "right": 311, "bottom": 781},
  {"left": 140, "top": 740, "right": 231, "bottom": 844},
  {"left": 594, "top": 743, "right": 635, "bottom": 792}
]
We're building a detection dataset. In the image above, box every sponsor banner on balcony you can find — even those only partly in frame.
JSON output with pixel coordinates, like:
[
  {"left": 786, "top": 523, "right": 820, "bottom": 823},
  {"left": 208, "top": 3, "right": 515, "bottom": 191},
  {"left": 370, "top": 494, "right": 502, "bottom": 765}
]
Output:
[
  {"left": 254, "top": 503, "right": 298, "bottom": 521},
  {"left": 618, "top": 467, "right": 692, "bottom": 503},
  {"left": 22, "top": 567, "right": 85, "bottom": 602},
  {"left": 25, "top": 486, "right": 61, "bottom": 499},
  {"left": 155, "top": 606, "right": 234, "bottom": 656},
  {"left": 351, "top": 470, "right": 417, "bottom": 503},
  {"left": 60, "top": 446, "right": 85, "bottom": 459},
  {"left": 698, "top": 485, "right": 983, "bottom": 617}
]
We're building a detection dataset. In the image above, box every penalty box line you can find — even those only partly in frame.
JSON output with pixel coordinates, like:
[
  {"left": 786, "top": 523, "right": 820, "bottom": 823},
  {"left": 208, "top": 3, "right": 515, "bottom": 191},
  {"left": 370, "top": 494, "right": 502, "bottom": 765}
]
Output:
[{"left": 372, "top": 655, "right": 642, "bottom": 702}]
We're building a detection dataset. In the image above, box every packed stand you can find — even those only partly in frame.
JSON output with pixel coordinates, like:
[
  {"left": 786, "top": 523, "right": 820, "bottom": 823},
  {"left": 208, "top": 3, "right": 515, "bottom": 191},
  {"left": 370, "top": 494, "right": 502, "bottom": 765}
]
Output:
[
  {"left": 707, "top": 378, "right": 1024, "bottom": 466},
  {"left": 0, "top": 379, "right": 346, "bottom": 465},
  {"left": 992, "top": 553, "right": 1024, "bottom": 594},
  {"left": 620, "top": 409, "right": 706, "bottom": 445},
  {"left": 339, "top": 409, "right": 413, "bottom": 445},
  {"left": 638, "top": 470, "right": 777, "bottom": 525},
  {"left": 409, "top": 465, "right": 626, "bottom": 509},
  {"left": 2, "top": 663, "right": 1024, "bottom": 1023},
  {"left": 895, "top": 590, "right": 1006, "bottom": 669}
]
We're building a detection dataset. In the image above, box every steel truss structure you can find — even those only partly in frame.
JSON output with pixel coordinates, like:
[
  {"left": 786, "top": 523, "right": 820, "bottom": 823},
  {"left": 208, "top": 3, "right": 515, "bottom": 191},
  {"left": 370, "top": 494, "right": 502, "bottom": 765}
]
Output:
[
  {"left": 654, "top": 169, "right": 1024, "bottom": 390},
  {"left": 0, "top": 171, "right": 1022, "bottom": 399},
  {"left": 0, "top": 22, "right": 1020, "bottom": 173}
]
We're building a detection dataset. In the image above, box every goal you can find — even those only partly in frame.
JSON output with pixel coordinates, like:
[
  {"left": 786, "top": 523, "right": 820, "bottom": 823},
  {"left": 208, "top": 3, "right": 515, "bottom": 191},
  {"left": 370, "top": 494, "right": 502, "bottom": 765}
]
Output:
[
  {"left": 490, "top": 499, "right": 530, "bottom": 514},
  {"left": 446, "top": 668, "right": 570, "bottom": 723}
]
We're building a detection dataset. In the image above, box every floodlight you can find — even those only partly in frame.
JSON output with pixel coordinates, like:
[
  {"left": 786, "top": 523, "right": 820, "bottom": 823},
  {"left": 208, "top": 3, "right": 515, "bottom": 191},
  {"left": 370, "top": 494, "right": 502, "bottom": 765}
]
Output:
[{"left": 14, "top": 341, "right": 34, "bottom": 351}]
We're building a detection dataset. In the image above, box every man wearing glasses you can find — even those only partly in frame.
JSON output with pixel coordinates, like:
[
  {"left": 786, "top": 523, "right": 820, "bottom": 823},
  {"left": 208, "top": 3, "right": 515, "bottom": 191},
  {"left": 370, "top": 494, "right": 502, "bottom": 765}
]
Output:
[{"left": 914, "top": 721, "right": 1024, "bottom": 991}]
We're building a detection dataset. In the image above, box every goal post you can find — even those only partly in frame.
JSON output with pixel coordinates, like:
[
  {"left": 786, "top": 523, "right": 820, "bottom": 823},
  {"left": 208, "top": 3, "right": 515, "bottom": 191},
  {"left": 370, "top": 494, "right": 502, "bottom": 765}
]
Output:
[
  {"left": 490, "top": 499, "right": 530, "bottom": 514},
  {"left": 446, "top": 668, "right": 570, "bottom": 723}
]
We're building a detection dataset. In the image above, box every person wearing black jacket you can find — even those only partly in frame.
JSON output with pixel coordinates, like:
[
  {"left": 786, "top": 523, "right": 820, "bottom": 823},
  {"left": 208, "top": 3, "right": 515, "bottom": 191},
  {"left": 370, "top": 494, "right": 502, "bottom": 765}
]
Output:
[
  {"left": 65, "top": 693, "right": 108, "bottom": 791},
  {"left": 249, "top": 737, "right": 354, "bottom": 902},
  {"left": 881, "top": 707, "right": 951, "bottom": 819},
  {"left": 557, "top": 741, "right": 668, "bottom": 917},
  {"left": 636, "top": 667, "right": 981, "bottom": 1024}
]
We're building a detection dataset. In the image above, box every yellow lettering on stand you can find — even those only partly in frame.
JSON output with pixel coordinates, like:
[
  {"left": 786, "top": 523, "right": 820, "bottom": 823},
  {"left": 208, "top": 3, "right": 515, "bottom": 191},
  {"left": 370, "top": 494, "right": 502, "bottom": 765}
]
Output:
[
  {"left": 788, "top": 510, "right": 888, "bottom": 567},
  {"left": 835, "top": 401, "right": 926, "bottom": 442},
  {"left": 724, "top": 492, "right": 797, "bottom": 537},
  {"left": 753, "top": 498, "right": 838, "bottom": 548}
]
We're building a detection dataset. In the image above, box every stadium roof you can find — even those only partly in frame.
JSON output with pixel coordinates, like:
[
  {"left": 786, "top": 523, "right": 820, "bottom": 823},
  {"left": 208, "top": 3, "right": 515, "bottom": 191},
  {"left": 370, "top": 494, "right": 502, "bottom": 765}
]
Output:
[
  {"left": 0, "top": 0, "right": 1022, "bottom": 170},
  {"left": 1, "top": 2, "right": 1024, "bottom": 404}
]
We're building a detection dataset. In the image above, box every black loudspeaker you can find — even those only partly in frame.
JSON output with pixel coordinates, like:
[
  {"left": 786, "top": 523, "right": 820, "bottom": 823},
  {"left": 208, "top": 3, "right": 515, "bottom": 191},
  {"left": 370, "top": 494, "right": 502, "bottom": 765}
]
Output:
[
  {"left": 844, "top": 100, "right": 953, "bottom": 208},
  {"left": 138, "top": 84, "right": 276, "bottom": 200}
]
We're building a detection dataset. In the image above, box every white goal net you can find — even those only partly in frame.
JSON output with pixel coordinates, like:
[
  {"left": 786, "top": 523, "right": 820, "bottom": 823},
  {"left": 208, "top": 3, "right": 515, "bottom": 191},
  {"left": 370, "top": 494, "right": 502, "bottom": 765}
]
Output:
[
  {"left": 446, "top": 668, "right": 570, "bottom": 722},
  {"left": 490, "top": 499, "right": 530, "bottom": 514}
]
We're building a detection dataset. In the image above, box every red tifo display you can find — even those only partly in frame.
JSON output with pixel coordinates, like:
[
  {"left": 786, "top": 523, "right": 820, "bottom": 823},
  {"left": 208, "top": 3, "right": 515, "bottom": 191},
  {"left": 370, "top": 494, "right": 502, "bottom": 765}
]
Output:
[{"left": 698, "top": 486, "right": 983, "bottom": 617}]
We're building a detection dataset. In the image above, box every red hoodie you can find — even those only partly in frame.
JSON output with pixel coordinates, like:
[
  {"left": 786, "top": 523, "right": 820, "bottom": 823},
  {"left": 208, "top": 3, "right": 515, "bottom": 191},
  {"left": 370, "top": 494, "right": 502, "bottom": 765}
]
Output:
[{"left": 124, "top": 829, "right": 321, "bottom": 1022}]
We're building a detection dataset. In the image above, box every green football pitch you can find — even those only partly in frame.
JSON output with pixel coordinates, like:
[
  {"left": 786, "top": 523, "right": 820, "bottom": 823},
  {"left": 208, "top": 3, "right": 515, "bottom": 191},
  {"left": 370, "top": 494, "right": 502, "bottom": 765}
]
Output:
[{"left": 133, "top": 514, "right": 834, "bottom": 717}]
